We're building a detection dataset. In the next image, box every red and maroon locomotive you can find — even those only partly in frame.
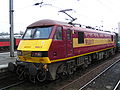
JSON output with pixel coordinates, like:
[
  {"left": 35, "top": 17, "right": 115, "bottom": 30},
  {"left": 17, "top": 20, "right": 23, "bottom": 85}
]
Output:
[{"left": 8, "top": 19, "right": 116, "bottom": 82}]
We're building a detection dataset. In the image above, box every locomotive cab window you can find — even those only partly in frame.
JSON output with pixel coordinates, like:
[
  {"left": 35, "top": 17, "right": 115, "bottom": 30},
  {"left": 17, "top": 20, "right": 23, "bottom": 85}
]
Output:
[
  {"left": 23, "top": 26, "right": 53, "bottom": 39},
  {"left": 67, "top": 30, "right": 71, "bottom": 40},
  {"left": 54, "top": 27, "right": 62, "bottom": 40},
  {"left": 111, "top": 35, "right": 114, "bottom": 41},
  {"left": 23, "top": 29, "right": 35, "bottom": 39},
  {"left": 78, "top": 32, "right": 84, "bottom": 44}
]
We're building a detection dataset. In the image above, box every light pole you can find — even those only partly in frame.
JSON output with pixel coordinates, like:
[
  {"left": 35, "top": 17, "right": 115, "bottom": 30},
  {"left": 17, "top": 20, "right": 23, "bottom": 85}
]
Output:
[
  {"left": 9, "top": 0, "right": 14, "bottom": 57},
  {"left": 101, "top": 20, "right": 103, "bottom": 30}
]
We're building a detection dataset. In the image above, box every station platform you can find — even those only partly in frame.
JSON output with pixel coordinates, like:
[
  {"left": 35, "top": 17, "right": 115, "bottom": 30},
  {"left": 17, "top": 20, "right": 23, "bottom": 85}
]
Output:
[
  {"left": 0, "top": 52, "right": 16, "bottom": 68},
  {"left": 81, "top": 60, "right": 120, "bottom": 90}
]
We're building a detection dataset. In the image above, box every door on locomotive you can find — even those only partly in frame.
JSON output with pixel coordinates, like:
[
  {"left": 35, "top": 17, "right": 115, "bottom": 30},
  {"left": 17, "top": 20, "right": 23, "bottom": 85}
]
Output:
[
  {"left": 66, "top": 29, "right": 73, "bottom": 57},
  {"left": 50, "top": 26, "right": 66, "bottom": 59}
]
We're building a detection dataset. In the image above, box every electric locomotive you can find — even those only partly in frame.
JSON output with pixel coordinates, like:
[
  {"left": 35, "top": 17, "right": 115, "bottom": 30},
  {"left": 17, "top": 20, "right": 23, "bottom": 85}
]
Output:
[{"left": 8, "top": 19, "right": 116, "bottom": 82}]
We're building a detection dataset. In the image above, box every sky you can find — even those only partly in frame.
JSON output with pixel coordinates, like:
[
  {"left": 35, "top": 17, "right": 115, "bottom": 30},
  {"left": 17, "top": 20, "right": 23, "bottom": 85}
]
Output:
[{"left": 0, "top": 0, "right": 120, "bottom": 33}]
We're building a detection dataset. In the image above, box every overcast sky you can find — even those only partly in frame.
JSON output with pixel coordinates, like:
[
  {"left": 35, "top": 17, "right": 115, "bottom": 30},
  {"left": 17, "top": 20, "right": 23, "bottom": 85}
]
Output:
[{"left": 0, "top": 0, "right": 120, "bottom": 33}]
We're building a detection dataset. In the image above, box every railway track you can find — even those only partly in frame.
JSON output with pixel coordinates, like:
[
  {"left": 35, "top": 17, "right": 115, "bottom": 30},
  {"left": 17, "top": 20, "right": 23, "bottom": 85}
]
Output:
[
  {"left": 7, "top": 53, "right": 120, "bottom": 90},
  {"left": 0, "top": 71, "right": 24, "bottom": 90},
  {"left": 79, "top": 59, "right": 120, "bottom": 90},
  {"left": 0, "top": 81, "right": 25, "bottom": 90},
  {"left": 113, "top": 80, "right": 120, "bottom": 90}
]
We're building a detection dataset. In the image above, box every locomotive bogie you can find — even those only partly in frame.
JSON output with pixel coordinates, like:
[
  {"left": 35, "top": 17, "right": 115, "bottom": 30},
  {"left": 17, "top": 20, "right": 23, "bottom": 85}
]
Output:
[{"left": 11, "top": 60, "right": 49, "bottom": 82}]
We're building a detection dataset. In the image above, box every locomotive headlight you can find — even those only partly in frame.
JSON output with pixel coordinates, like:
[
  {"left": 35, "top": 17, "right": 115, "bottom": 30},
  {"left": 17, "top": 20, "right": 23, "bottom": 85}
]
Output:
[
  {"left": 17, "top": 50, "right": 22, "bottom": 56},
  {"left": 31, "top": 51, "right": 42, "bottom": 57},
  {"left": 31, "top": 51, "right": 48, "bottom": 57}
]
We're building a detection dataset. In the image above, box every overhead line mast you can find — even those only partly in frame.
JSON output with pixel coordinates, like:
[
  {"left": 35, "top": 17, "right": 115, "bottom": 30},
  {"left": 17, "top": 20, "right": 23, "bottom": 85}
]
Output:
[{"left": 9, "top": 0, "right": 14, "bottom": 57}]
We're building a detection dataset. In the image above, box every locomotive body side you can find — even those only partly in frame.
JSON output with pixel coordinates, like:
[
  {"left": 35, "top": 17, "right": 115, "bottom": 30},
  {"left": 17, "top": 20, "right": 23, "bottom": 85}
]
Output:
[
  {"left": 49, "top": 26, "right": 116, "bottom": 62},
  {"left": 72, "top": 28, "right": 116, "bottom": 57}
]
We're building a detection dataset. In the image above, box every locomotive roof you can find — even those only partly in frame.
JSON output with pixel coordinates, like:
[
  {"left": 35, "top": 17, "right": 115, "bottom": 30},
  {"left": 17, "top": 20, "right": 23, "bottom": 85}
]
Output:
[
  {"left": 72, "top": 26, "right": 115, "bottom": 35},
  {"left": 28, "top": 19, "right": 70, "bottom": 28},
  {"left": 27, "top": 19, "right": 115, "bottom": 35}
]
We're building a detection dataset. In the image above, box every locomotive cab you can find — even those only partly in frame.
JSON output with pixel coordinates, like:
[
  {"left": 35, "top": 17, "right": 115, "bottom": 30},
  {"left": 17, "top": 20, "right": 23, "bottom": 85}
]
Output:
[
  {"left": 17, "top": 19, "right": 73, "bottom": 64},
  {"left": 17, "top": 26, "right": 54, "bottom": 63}
]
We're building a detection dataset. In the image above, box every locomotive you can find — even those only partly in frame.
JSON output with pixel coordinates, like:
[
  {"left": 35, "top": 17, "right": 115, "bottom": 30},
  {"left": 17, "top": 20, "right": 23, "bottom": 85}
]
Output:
[{"left": 8, "top": 19, "right": 117, "bottom": 82}]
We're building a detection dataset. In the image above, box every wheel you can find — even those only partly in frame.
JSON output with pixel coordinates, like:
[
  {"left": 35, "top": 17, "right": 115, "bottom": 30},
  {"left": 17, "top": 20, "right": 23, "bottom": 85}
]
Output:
[
  {"left": 37, "top": 69, "right": 47, "bottom": 82},
  {"left": 16, "top": 66, "right": 24, "bottom": 80}
]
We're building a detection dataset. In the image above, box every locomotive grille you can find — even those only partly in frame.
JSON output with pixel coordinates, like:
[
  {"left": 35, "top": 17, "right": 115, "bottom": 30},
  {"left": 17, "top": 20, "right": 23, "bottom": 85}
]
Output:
[{"left": 22, "top": 51, "right": 31, "bottom": 57}]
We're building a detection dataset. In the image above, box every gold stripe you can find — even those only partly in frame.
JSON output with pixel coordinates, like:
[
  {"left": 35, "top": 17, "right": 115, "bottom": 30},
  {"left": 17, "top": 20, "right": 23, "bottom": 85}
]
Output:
[
  {"left": 51, "top": 47, "right": 115, "bottom": 63},
  {"left": 73, "top": 38, "right": 114, "bottom": 47}
]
